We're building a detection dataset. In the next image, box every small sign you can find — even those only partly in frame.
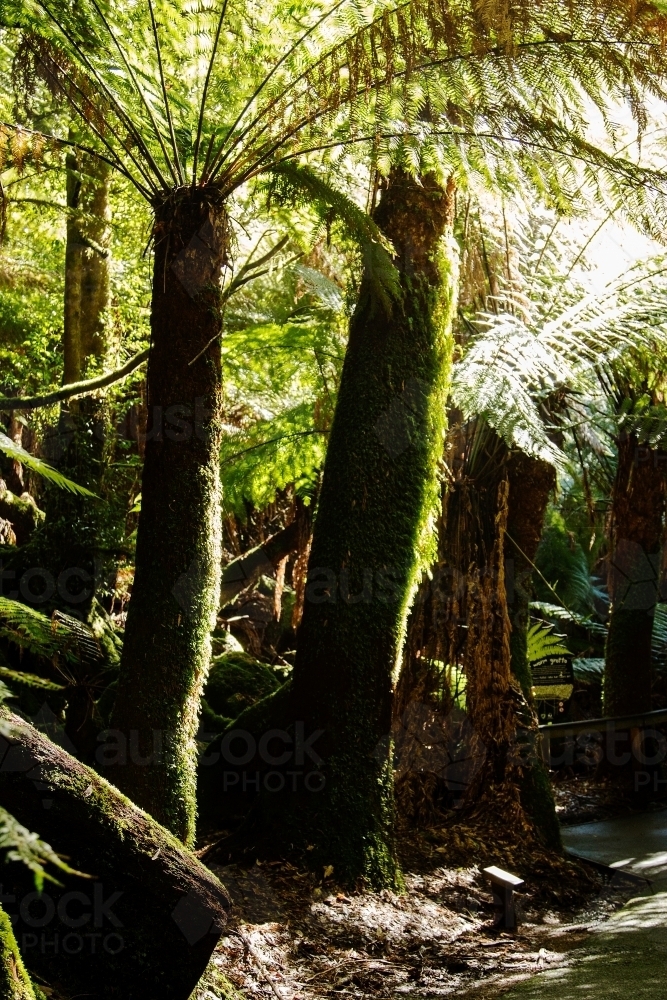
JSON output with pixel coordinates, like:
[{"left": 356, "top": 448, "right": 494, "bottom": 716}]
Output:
[
  {"left": 532, "top": 654, "right": 574, "bottom": 724},
  {"left": 531, "top": 653, "right": 574, "bottom": 686}
]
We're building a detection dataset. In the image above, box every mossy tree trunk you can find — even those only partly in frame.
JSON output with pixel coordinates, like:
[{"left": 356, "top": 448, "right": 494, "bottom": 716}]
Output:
[
  {"left": 109, "top": 189, "right": 226, "bottom": 844},
  {"left": 0, "top": 904, "right": 38, "bottom": 1000},
  {"left": 285, "top": 171, "right": 457, "bottom": 887},
  {"left": 63, "top": 150, "right": 111, "bottom": 387},
  {"left": 605, "top": 433, "right": 666, "bottom": 718},
  {"left": 505, "top": 450, "right": 561, "bottom": 848}
]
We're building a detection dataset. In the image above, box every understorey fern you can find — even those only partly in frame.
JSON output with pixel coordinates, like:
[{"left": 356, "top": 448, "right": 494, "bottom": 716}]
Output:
[
  {"left": 0, "top": 431, "right": 94, "bottom": 495},
  {"left": 0, "top": 596, "right": 102, "bottom": 666}
]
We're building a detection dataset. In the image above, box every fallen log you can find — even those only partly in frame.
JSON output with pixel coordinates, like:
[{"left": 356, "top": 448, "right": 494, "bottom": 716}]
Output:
[
  {"left": 220, "top": 518, "right": 301, "bottom": 607},
  {"left": 0, "top": 712, "right": 230, "bottom": 1000}
]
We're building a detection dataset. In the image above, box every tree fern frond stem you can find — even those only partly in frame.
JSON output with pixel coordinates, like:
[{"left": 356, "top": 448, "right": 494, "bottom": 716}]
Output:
[
  {"left": 0, "top": 120, "right": 153, "bottom": 200},
  {"left": 148, "top": 0, "right": 185, "bottom": 184},
  {"left": 221, "top": 429, "right": 327, "bottom": 466},
  {"left": 199, "top": 126, "right": 219, "bottom": 183},
  {"left": 87, "top": 0, "right": 176, "bottom": 187},
  {"left": 505, "top": 530, "right": 578, "bottom": 617},
  {"left": 28, "top": 9, "right": 165, "bottom": 193},
  {"left": 191, "top": 0, "right": 230, "bottom": 187},
  {"left": 206, "top": 0, "right": 351, "bottom": 176}
]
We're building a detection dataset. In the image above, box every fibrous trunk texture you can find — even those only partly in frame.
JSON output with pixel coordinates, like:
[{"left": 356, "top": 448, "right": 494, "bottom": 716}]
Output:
[
  {"left": 0, "top": 712, "right": 229, "bottom": 1000},
  {"left": 505, "top": 450, "right": 561, "bottom": 848},
  {"left": 109, "top": 189, "right": 226, "bottom": 844},
  {"left": 605, "top": 434, "right": 666, "bottom": 717},
  {"left": 286, "top": 171, "right": 457, "bottom": 887},
  {"left": 401, "top": 422, "right": 558, "bottom": 846}
]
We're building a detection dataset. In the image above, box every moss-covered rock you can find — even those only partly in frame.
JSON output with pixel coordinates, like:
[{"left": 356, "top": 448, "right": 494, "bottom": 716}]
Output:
[{"left": 204, "top": 652, "right": 281, "bottom": 721}]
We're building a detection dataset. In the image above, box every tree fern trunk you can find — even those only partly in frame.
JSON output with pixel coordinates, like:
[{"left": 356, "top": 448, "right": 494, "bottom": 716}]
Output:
[
  {"left": 605, "top": 434, "right": 665, "bottom": 717},
  {"left": 109, "top": 189, "right": 227, "bottom": 844},
  {"left": 286, "top": 171, "right": 457, "bottom": 887},
  {"left": 505, "top": 451, "right": 561, "bottom": 848}
]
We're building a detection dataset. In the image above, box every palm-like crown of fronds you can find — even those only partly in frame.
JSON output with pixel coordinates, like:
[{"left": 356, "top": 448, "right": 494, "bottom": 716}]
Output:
[{"left": 1, "top": 0, "right": 667, "bottom": 213}]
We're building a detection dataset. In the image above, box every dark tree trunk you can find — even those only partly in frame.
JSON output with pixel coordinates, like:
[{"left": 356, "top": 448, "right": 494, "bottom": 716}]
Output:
[
  {"left": 109, "top": 189, "right": 227, "bottom": 844},
  {"left": 401, "top": 422, "right": 559, "bottom": 846},
  {"left": 284, "top": 171, "right": 457, "bottom": 887},
  {"left": 0, "top": 712, "right": 229, "bottom": 1000},
  {"left": 505, "top": 451, "right": 561, "bottom": 848},
  {"left": 605, "top": 434, "right": 666, "bottom": 718},
  {"left": 460, "top": 473, "right": 524, "bottom": 816}
]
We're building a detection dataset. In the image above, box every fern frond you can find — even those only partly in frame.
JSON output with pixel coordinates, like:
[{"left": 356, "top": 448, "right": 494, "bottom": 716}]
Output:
[
  {"left": 451, "top": 256, "right": 667, "bottom": 465},
  {"left": 0, "top": 432, "right": 95, "bottom": 494},
  {"left": 526, "top": 621, "right": 570, "bottom": 663},
  {"left": 0, "top": 597, "right": 102, "bottom": 664},
  {"left": 0, "top": 806, "right": 82, "bottom": 889}
]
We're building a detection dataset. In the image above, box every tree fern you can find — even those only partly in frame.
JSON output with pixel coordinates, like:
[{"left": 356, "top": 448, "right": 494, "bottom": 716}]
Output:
[
  {"left": 451, "top": 244, "right": 667, "bottom": 467},
  {"left": 1, "top": 0, "right": 666, "bottom": 214}
]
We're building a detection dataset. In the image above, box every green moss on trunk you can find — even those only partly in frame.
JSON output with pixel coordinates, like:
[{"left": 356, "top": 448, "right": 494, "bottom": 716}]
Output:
[
  {"left": 109, "top": 189, "right": 226, "bottom": 844},
  {"left": 0, "top": 904, "right": 37, "bottom": 1000},
  {"left": 282, "top": 172, "right": 457, "bottom": 887}
]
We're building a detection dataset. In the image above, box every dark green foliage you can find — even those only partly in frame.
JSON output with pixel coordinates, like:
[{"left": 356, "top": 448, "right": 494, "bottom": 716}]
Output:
[{"left": 534, "top": 511, "right": 597, "bottom": 614}]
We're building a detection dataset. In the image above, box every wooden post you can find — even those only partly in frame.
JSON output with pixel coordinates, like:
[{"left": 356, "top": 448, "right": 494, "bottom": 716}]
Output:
[{"left": 483, "top": 866, "right": 525, "bottom": 930}]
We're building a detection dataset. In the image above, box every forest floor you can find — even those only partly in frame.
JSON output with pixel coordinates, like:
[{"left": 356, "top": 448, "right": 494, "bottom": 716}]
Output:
[{"left": 194, "top": 807, "right": 642, "bottom": 1000}]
